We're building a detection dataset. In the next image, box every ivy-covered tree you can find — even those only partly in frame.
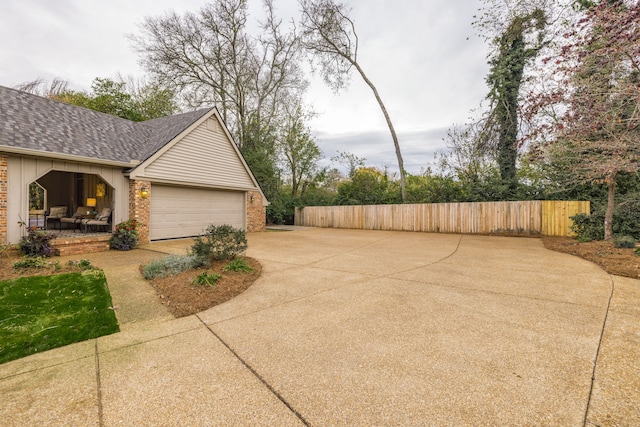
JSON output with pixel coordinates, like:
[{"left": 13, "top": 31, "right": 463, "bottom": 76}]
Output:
[{"left": 483, "top": 8, "right": 547, "bottom": 192}]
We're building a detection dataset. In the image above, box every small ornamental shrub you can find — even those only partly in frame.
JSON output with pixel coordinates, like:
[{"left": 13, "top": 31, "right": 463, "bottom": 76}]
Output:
[
  {"left": 13, "top": 256, "right": 48, "bottom": 269},
  {"left": 192, "top": 271, "right": 221, "bottom": 287},
  {"left": 18, "top": 226, "right": 56, "bottom": 257},
  {"left": 570, "top": 213, "right": 601, "bottom": 242},
  {"left": 67, "top": 259, "right": 94, "bottom": 270},
  {"left": 614, "top": 235, "right": 636, "bottom": 249},
  {"left": 191, "top": 224, "right": 247, "bottom": 261},
  {"left": 635, "top": 247, "right": 640, "bottom": 256},
  {"left": 143, "top": 254, "right": 206, "bottom": 280},
  {"left": 224, "top": 258, "right": 254, "bottom": 273},
  {"left": 110, "top": 219, "right": 139, "bottom": 251}
]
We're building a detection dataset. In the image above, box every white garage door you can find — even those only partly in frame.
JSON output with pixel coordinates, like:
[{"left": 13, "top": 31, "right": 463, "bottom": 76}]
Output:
[{"left": 150, "top": 185, "right": 245, "bottom": 240}]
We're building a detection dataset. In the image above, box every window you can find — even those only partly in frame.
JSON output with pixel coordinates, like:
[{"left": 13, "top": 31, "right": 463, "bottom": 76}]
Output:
[{"left": 29, "top": 182, "right": 46, "bottom": 212}]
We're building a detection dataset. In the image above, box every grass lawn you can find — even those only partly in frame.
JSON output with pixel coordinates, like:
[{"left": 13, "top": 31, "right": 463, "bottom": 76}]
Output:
[{"left": 0, "top": 269, "right": 119, "bottom": 364}]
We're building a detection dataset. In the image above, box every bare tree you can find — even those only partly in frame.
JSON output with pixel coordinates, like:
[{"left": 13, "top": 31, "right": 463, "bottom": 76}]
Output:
[
  {"left": 278, "top": 102, "right": 324, "bottom": 196},
  {"left": 331, "top": 150, "right": 366, "bottom": 178},
  {"left": 130, "top": 0, "right": 306, "bottom": 147},
  {"left": 298, "top": 0, "right": 407, "bottom": 202},
  {"left": 14, "top": 78, "right": 71, "bottom": 97}
]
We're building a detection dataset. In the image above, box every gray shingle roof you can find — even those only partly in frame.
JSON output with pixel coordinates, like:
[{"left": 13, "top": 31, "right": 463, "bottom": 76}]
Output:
[{"left": 0, "top": 85, "right": 213, "bottom": 165}]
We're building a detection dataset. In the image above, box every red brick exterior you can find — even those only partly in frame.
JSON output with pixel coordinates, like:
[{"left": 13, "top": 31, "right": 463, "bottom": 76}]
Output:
[
  {"left": 247, "top": 191, "right": 266, "bottom": 232},
  {"left": 0, "top": 155, "right": 7, "bottom": 246},
  {"left": 129, "top": 180, "right": 151, "bottom": 245},
  {"left": 52, "top": 235, "right": 110, "bottom": 256}
]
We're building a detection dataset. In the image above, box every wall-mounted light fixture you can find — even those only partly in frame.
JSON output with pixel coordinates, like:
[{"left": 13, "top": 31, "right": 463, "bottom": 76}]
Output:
[
  {"left": 140, "top": 186, "right": 149, "bottom": 199},
  {"left": 249, "top": 194, "right": 254, "bottom": 203}
]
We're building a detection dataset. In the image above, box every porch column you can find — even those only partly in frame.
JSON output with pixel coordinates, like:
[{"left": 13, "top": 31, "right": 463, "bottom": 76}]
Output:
[
  {"left": 129, "top": 180, "right": 151, "bottom": 245},
  {"left": 246, "top": 190, "right": 266, "bottom": 232},
  {"left": 0, "top": 155, "right": 7, "bottom": 246}
]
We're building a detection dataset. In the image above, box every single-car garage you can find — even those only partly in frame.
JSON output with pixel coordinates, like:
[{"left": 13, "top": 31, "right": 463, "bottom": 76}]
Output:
[{"left": 150, "top": 185, "right": 245, "bottom": 240}]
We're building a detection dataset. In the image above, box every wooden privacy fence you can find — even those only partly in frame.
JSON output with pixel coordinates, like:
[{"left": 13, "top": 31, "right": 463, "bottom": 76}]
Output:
[{"left": 294, "top": 200, "right": 590, "bottom": 237}]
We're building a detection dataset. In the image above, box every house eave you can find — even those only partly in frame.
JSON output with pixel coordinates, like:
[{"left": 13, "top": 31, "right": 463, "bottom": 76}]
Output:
[
  {"left": 125, "top": 175, "right": 261, "bottom": 193},
  {"left": 0, "top": 146, "right": 139, "bottom": 168}
]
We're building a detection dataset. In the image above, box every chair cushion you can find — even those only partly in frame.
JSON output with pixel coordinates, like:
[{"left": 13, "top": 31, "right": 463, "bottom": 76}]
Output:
[
  {"left": 49, "top": 206, "right": 67, "bottom": 218},
  {"left": 71, "top": 207, "right": 89, "bottom": 218},
  {"left": 95, "top": 207, "right": 111, "bottom": 221}
]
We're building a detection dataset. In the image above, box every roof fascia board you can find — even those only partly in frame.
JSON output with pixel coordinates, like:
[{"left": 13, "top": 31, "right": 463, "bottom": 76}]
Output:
[
  {"left": 211, "top": 108, "right": 269, "bottom": 202},
  {"left": 0, "top": 146, "right": 138, "bottom": 168},
  {"left": 129, "top": 176, "right": 259, "bottom": 192}
]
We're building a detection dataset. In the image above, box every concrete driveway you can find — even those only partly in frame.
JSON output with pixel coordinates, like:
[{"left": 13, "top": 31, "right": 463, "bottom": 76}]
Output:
[{"left": 1, "top": 228, "right": 638, "bottom": 425}]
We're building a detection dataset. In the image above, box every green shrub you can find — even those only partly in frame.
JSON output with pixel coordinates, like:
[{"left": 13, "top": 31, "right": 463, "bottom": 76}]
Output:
[
  {"left": 191, "top": 224, "right": 247, "bottom": 261},
  {"left": 13, "top": 256, "right": 48, "bottom": 269},
  {"left": 18, "top": 226, "right": 56, "bottom": 257},
  {"left": 110, "top": 219, "right": 139, "bottom": 251},
  {"left": 570, "top": 213, "right": 602, "bottom": 242},
  {"left": 192, "top": 271, "right": 222, "bottom": 287},
  {"left": 65, "top": 259, "right": 94, "bottom": 270},
  {"left": 223, "top": 258, "right": 254, "bottom": 273},
  {"left": 79, "top": 259, "right": 93, "bottom": 270},
  {"left": 143, "top": 254, "right": 205, "bottom": 280},
  {"left": 635, "top": 247, "right": 640, "bottom": 256},
  {"left": 614, "top": 236, "right": 636, "bottom": 249}
]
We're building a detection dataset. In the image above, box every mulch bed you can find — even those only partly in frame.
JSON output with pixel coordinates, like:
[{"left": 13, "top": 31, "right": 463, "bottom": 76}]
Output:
[
  {"left": 0, "top": 247, "right": 88, "bottom": 280},
  {"left": 141, "top": 257, "right": 262, "bottom": 318},
  {"left": 541, "top": 236, "right": 640, "bottom": 279}
]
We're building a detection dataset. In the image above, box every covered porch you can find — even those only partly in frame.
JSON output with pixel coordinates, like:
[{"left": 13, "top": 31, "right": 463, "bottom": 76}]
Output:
[
  {"left": 28, "top": 171, "right": 115, "bottom": 232},
  {"left": 25, "top": 171, "right": 119, "bottom": 255}
]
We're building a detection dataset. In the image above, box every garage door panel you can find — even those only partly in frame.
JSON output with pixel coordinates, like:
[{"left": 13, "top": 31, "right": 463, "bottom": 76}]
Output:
[{"left": 150, "top": 185, "right": 245, "bottom": 240}]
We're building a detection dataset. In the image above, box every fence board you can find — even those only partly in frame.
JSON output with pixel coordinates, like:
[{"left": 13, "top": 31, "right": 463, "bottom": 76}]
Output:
[
  {"left": 541, "top": 200, "right": 590, "bottom": 236},
  {"left": 294, "top": 200, "right": 589, "bottom": 237}
]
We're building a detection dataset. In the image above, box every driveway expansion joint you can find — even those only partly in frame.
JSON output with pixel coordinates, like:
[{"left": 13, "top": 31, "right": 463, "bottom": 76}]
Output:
[
  {"left": 196, "top": 315, "right": 311, "bottom": 426},
  {"left": 94, "top": 341, "right": 104, "bottom": 427},
  {"left": 582, "top": 274, "right": 616, "bottom": 427}
]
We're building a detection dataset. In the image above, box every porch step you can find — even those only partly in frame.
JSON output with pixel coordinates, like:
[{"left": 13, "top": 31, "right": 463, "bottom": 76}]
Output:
[{"left": 52, "top": 234, "right": 111, "bottom": 256}]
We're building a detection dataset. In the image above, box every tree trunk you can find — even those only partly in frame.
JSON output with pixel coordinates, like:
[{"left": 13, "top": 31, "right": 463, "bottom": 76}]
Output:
[
  {"left": 353, "top": 62, "right": 406, "bottom": 203},
  {"left": 604, "top": 177, "right": 616, "bottom": 240}
]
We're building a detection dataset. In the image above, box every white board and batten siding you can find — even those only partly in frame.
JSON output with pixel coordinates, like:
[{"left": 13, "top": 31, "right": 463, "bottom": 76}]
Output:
[{"left": 142, "top": 118, "right": 255, "bottom": 190}]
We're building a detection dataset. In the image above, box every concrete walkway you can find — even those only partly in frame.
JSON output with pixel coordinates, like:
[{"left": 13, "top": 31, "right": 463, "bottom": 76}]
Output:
[{"left": 1, "top": 228, "right": 638, "bottom": 425}]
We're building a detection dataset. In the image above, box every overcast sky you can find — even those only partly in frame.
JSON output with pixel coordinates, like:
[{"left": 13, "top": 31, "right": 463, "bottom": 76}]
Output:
[{"left": 0, "top": 0, "right": 490, "bottom": 174}]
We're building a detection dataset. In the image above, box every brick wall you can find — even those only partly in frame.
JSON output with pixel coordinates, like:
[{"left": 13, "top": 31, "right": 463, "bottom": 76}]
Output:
[
  {"left": 129, "top": 180, "right": 151, "bottom": 245},
  {"left": 0, "top": 155, "right": 7, "bottom": 246},
  {"left": 247, "top": 191, "right": 266, "bottom": 232}
]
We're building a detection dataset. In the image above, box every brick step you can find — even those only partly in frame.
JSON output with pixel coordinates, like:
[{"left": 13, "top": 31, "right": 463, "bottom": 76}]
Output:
[{"left": 52, "top": 235, "right": 111, "bottom": 256}]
